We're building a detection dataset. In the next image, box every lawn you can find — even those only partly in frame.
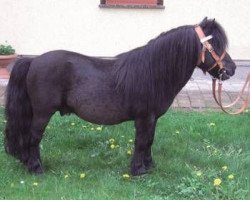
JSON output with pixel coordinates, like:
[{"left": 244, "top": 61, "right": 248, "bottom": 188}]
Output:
[{"left": 0, "top": 108, "right": 249, "bottom": 200}]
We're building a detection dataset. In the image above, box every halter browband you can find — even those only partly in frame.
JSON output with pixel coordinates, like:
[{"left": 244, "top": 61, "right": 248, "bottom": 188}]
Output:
[{"left": 195, "top": 25, "right": 226, "bottom": 72}]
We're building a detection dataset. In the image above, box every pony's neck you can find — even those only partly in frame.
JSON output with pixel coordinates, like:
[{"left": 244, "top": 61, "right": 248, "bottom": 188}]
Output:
[
  {"left": 146, "top": 26, "right": 201, "bottom": 93},
  {"left": 114, "top": 25, "right": 201, "bottom": 109}
]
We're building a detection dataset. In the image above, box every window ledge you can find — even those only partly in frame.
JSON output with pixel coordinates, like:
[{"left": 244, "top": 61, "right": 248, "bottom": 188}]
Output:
[{"left": 99, "top": 4, "right": 165, "bottom": 9}]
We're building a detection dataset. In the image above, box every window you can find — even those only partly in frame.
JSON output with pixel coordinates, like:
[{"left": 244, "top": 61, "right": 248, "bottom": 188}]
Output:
[{"left": 100, "top": 0, "right": 164, "bottom": 9}]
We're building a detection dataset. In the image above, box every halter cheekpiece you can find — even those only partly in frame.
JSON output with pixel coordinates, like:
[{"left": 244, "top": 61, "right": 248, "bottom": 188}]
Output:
[{"left": 195, "top": 25, "right": 226, "bottom": 73}]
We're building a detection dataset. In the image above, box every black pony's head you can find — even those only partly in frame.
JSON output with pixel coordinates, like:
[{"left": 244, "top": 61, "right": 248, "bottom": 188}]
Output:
[{"left": 197, "top": 17, "right": 236, "bottom": 80}]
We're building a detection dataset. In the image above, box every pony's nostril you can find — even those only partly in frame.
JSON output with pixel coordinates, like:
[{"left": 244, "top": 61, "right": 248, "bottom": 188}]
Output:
[{"left": 226, "top": 69, "right": 234, "bottom": 76}]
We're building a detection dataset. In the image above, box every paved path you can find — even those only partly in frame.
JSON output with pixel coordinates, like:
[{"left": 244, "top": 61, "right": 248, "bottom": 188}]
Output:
[
  {"left": 172, "top": 67, "right": 250, "bottom": 111},
  {"left": 0, "top": 66, "right": 249, "bottom": 111}
]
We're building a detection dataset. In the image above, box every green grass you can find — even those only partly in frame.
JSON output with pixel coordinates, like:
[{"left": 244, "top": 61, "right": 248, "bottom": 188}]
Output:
[{"left": 0, "top": 108, "right": 249, "bottom": 200}]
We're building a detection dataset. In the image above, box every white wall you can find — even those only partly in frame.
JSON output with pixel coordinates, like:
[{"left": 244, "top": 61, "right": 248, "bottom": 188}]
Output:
[{"left": 0, "top": 0, "right": 249, "bottom": 59}]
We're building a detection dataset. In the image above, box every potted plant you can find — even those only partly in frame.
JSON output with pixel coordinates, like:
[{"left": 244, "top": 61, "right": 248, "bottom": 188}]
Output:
[{"left": 0, "top": 43, "right": 17, "bottom": 79}]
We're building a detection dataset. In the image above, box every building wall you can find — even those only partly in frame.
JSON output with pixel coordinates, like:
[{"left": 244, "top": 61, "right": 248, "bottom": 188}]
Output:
[{"left": 0, "top": 0, "right": 249, "bottom": 59}]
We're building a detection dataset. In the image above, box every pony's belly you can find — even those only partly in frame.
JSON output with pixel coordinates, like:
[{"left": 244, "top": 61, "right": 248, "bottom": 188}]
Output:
[
  {"left": 74, "top": 106, "right": 130, "bottom": 125},
  {"left": 67, "top": 85, "right": 130, "bottom": 125}
]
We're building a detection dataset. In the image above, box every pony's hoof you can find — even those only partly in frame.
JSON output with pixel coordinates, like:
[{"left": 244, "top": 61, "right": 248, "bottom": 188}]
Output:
[
  {"left": 131, "top": 165, "right": 147, "bottom": 176},
  {"left": 32, "top": 166, "right": 44, "bottom": 175},
  {"left": 27, "top": 159, "right": 44, "bottom": 175},
  {"left": 144, "top": 160, "right": 156, "bottom": 170}
]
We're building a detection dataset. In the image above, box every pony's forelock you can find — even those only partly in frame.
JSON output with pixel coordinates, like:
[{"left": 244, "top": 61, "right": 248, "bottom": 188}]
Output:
[{"left": 200, "top": 18, "right": 228, "bottom": 54}]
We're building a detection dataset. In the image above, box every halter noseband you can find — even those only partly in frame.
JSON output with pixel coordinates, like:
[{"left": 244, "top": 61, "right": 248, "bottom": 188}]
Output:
[{"left": 195, "top": 25, "right": 226, "bottom": 73}]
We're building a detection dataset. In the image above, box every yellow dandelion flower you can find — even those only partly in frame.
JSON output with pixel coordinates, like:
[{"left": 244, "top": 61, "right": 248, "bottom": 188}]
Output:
[
  {"left": 71, "top": 122, "right": 75, "bottom": 126},
  {"left": 222, "top": 166, "right": 228, "bottom": 171},
  {"left": 80, "top": 173, "right": 86, "bottom": 179},
  {"left": 209, "top": 123, "right": 216, "bottom": 126},
  {"left": 196, "top": 171, "right": 202, "bottom": 176},
  {"left": 33, "top": 182, "right": 38, "bottom": 186},
  {"left": 245, "top": 109, "right": 249, "bottom": 113},
  {"left": 127, "top": 150, "right": 132, "bottom": 155},
  {"left": 129, "top": 139, "right": 133, "bottom": 143},
  {"left": 110, "top": 144, "right": 115, "bottom": 149},
  {"left": 64, "top": 175, "right": 69, "bottom": 179},
  {"left": 122, "top": 174, "right": 130, "bottom": 179},
  {"left": 213, "top": 178, "right": 222, "bottom": 186},
  {"left": 175, "top": 130, "right": 180, "bottom": 134},
  {"left": 109, "top": 138, "right": 115, "bottom": 144},
  {"left": 90, "top": 127, "right": 94, "bottom": 131},
  {"left": 228, "top": 174, "right": 234, "bottom": 180},
  {"left": 96, "top": 126, "right": 102, "bottom": 131}
]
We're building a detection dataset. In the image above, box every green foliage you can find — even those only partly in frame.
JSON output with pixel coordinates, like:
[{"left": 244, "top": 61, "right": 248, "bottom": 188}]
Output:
[
  {"left": 0, "top": 43, "right": 15, "bottom": 55},
  {"left": 0, "top": 108, "right": 249, "bottom": 200}
]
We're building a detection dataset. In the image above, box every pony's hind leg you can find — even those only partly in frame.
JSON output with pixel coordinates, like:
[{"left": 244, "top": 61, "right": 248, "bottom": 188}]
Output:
[
  {"left": 131, "top": 115, "right": 157, "bottom": 176},
  {"left": 27, "top": 111, "right": 53, "bottom": 174}
]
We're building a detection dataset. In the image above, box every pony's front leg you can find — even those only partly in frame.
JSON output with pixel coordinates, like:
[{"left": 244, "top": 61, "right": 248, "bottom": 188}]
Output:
[{"left": 131, "top": 115, "right": 157, "bottom": 176}]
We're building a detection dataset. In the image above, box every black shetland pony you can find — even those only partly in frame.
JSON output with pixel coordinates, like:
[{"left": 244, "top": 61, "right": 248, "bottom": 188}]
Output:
[{"left": 4, "top": 18, "right": 236, "bottom": 175}]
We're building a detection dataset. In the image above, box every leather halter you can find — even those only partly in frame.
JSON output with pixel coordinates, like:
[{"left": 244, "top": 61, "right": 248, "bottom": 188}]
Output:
[{"left": 195, "top": 25, "right": 226, "bottom": 72}]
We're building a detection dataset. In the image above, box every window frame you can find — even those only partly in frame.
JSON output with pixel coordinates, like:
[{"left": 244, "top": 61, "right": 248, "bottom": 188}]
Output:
[{"left": 99, "top": 0, "right": 164, "bottom": 9}]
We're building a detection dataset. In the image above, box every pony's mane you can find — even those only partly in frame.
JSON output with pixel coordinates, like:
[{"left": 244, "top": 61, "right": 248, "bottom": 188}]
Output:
[{"left": 113, "top": 18, "right": 227, "bottom": 110}]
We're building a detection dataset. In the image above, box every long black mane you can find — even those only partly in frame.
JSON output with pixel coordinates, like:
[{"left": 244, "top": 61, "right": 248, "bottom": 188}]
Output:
[{"left": 113, "top": 19, "right": 228, "bottom": 109}]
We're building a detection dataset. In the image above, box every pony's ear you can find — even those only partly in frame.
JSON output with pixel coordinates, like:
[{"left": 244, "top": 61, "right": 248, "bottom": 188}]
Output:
[
  {"left": 201, "top": 17, "right": 208, "bottom": 24},
  {"left": 200, "top": 17, "right": 208, "bottom": 27},
  {"left": 212, "top": 18, "right": 216, "bottom": 27}
]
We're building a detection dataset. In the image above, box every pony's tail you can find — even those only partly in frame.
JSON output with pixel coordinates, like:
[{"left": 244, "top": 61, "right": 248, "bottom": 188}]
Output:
[{"left": 4, "top": 58, "right": 33, "bottom": 163}]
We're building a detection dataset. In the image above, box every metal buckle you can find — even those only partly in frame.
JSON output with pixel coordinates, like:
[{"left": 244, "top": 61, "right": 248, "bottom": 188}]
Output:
[
  {"left": 212, "top": 76, "right": 217, "bottom": 81},
  {"left": 218, "top": 67, "right": 225, "bottom": 75},
  {"left": 219, "top": 73, "right": 223, "bottom": 84},
  {"left": 208, "top": 47, "right": 214, "bottom": 53}
]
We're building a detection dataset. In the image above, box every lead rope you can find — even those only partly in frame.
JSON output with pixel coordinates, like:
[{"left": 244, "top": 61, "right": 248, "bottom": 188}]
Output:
[{"left": 212, "top": 72, "right": 250, "bottom": 115}]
